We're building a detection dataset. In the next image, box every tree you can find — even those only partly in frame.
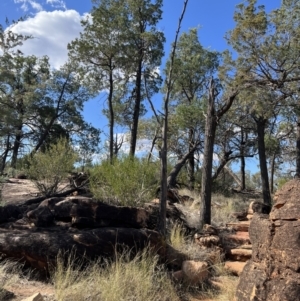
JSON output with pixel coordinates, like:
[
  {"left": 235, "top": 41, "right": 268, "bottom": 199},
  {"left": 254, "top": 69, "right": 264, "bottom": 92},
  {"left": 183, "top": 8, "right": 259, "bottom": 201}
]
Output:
[
  {"left": 69, "top": 0, "right": 165, "bottom": 160},
  {"left": 68, "top": 0, "right": 128, "bottom": 163},
  {"left": 159, "top": 0, "right": 189, "bottom": 236},
  {"left": 0, "top": 52, "right": 49, "bottom": 169},
  {"left": 164, "top": 28, "right": 219, "bottom": 189},
  {"left": 224, "top": 0, "right": 300, "bottom": 205},
  {"left": 199, "top": 79, "right": 238, "bottom": 229}
]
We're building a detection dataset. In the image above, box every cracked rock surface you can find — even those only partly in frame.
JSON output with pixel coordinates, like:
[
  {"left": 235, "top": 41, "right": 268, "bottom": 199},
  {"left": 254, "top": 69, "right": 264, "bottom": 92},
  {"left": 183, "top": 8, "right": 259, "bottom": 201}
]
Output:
[{"left": 235, "top": 179, "right": 300, "bottom": 301}]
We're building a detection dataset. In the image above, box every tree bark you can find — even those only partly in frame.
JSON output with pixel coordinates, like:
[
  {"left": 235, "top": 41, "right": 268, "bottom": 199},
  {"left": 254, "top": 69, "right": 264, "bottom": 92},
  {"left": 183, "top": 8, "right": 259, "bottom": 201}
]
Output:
[
  {"left": 270, "top": 154, "right": 276, "bottom": 194},
  {"left": 0, "top": 135, "right": 10, "bottom": 174},
  {"left": 159, "top": 0, "right": 189, "bottom": 237},
  {"left": 240, "top": 129, "right": 246, "bottom": 190},
  {"left": 11, "top": 127, "right": 23, "bottom": 169},
  {"left": 167, "top": 144, "right": 198, "bottom": 188},
  {"left": 129, "top": 51, "right": 143, "bottom": 157},
  {"left": 188, "top": 128, "right": 195, "bottom": 190},
  {"left": 199, "top": 80, "right": 238, "bottom": 230},
  {"left": 108, "top": 68, "right": 114, "bottom": 164},
  {"left": 255, "top": 116, "right": 272, "bottom": 206},
  {"left": 199, "top": 80, "right": 217, "bottom": 230},
  {"left": 295, "top": 115, "right": 300, "bottom": 177}
]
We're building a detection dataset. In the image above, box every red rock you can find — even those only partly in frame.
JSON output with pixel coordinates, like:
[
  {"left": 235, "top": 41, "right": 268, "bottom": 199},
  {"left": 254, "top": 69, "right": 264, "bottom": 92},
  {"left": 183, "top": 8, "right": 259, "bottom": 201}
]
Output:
[
  {"left": 227, "top": 248, "right": 252, "bottom": 262},
  {"left": 226, "top": 221, "right": 250, "bottom": 232},
  {"left": 225, "top": 261, "right": 246, "bottom": 276},
  {"left": 182, "top": 260, "right": 209, "bottom": 285}
]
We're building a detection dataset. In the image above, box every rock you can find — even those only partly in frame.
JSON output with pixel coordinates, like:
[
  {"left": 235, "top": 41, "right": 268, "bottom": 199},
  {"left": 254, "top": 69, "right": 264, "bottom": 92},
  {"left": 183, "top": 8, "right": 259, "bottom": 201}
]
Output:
[
  {"left": 21, "top": 293, "right": 44, "bottom": 301},
  {"left": 182, "top": 260, "right": 209, "bottom": 285},
  {"left": 0, "top": 227, "right": 165, "bottom": 271},
  {"left": 0, "top": 204, "right": 22, "bottom": 223},
  {"left": 27, "top": 206, "right": 54, "bottom": 227},
  {"left": 195, "top": 234, "right": 220, "bottom": 248},
  {"left": 248, "top": 200, "right": 271, "bottom": 215},
  {"left": 222, "top": 231, "right": 251, "bottom": 246},
  {"left": 226, "top": 221, "right": 250, "bottom": 232},
  {"left": 0, "top": 196, "right": 167, "bottom": 271},
  {"left": 166, "top": 245, "right": 188, "bottom": 269},
  {"left": 235, "top": 179, "right": 300, "bottom": 301},
  {"left": 226, "top": 248, "right": 252, "bottom": 262},
  {"left": 172, "top": 270, "right": 184, "bottom": 282},
  {"left": 231, "top": 211, "right": 248, "bottom": 221},
  {"left": 225, "top": 261, "right": 246, "bottom": 276}
]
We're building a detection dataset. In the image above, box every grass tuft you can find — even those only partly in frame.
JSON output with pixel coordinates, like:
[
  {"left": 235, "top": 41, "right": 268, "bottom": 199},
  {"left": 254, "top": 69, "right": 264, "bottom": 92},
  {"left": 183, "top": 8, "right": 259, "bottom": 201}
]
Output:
[
  {"left": 0, "top": 259, "right": 22, "bottom": 300},
  {"left": 52, "top": 248, "right": 180, "bottom": 301}
]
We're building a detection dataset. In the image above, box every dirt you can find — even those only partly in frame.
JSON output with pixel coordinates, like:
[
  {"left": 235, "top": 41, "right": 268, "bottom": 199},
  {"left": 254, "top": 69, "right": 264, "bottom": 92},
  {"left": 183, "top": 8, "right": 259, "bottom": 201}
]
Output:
[
  {"left": 1, "top": 178, "right": 71, "bottom": 205},
  {"left": 5, "top": 279, "right": 55, "bottom": 301},
  {"left": 0, "top": 179, "right": 66, "bottom": 300}
]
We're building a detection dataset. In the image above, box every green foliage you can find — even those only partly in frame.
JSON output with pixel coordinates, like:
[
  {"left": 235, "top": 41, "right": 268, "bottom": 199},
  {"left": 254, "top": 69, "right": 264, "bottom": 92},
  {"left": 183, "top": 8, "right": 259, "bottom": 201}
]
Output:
[
  {"left": 276, "top": 177, "right": 292, "bottom": 191},
  {"left": 90, "top": 156, "right": 159, "bottom": 206},
  {"left": 26, "top": 139, "right": 77, "bottom": 197}
]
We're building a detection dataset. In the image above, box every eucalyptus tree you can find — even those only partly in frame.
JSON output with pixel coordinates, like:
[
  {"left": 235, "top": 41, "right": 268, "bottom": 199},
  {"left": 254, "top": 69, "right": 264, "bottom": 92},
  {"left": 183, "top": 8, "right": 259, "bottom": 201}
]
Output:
[
  {"left": 159, "top": 0, "right": 188, "bottom": 236},
  {"left": 30, "top": 62, "right": 100, "bottom": 155},
  {"left": 164, "top": 28, "right": 219, "bottom": 189},
  {"left": 68, "top": 0, "right": 128, "bottom": 163},
  {"left": 0, "top": 18, "right": 32, "bottom": 172},
  {"left": 0, "top": 52, "right": 49, "bottom": 169},
  {"left": 69, "top": 0, "right": 165, "bottom": 160},
  {"left": 199, "top": 79, "right": 239, "bottom": 229},
  {"left": 224, "top": 0, "right": 300, "bottom": 205}
]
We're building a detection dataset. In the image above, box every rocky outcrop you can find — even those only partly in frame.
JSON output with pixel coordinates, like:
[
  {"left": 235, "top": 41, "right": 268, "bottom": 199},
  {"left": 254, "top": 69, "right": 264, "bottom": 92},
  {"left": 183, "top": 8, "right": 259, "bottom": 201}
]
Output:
[
  {"left": 0, "top": 196, "right": 166, "bottom": 272},
  {"left": 235, "top": 179, "right": 300, "bottom": 301}
]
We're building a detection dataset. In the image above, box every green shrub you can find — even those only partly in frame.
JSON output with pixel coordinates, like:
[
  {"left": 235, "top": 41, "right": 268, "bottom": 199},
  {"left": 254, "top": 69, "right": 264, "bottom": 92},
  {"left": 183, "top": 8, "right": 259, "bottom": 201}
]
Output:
[
  {"left": 26, "top": 138, "right": 77, "bottom": 197},
  {"left": 90, "top": 156, "right": 159, "bottom": 206}
]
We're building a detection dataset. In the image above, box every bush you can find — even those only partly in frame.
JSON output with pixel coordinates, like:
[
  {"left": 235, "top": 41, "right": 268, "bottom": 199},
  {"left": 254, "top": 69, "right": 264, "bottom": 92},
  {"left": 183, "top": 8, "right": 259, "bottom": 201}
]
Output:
[
  {"left": 26, "top": 139, "right": 77, "bottom": 197},
  {"left": 90, "top": 156, "right": 159, "bottom": 206}
]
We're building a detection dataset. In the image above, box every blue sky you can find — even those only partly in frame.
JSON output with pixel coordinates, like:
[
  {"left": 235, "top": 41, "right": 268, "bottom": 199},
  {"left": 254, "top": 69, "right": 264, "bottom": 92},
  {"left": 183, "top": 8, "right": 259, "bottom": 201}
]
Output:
[{"left": 1, "top": 0, "right": 281, "bottom": 167}]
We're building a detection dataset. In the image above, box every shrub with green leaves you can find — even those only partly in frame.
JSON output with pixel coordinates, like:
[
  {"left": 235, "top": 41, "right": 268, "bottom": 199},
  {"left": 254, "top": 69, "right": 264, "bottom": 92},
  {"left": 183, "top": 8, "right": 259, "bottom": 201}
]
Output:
[
  {"left": 90, "top": 156, "right": 159, "bottom": 206},
  {"left": 26, "top": 139, "right": 77, "bottom": 197}
]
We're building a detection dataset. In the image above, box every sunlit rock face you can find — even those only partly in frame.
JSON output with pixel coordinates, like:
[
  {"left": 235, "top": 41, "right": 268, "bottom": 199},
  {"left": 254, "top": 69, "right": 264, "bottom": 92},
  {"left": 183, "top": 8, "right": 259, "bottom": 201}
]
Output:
[{"left": 235, "top": 179, "right": 300, "bottom": 301}]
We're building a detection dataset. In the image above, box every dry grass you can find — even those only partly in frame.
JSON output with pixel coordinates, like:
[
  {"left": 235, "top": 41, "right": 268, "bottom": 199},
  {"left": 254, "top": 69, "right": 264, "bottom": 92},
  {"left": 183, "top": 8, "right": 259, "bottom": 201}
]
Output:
[
  {"left": 51, "top": 249, "right": 180, "bottom": 301},
  {"left": 178, "top": 189, "right": 251, "bottom": 227},
  {"left": 0, "top": 259, "right": 22, "bottom": 299}
]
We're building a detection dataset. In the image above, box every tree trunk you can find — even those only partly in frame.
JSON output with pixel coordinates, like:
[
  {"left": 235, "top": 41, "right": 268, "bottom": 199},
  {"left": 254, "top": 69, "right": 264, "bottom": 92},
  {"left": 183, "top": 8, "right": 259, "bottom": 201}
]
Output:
[
  {"left": 199, "top": 80, "right": 238, "bottom": 230},
  {"left": 0, "top": 135, "right": 10, "bottom": 174},
  {"left": 295, "top": 115, "right": 300, "bottom": 177},
  {"left": 11, "top": 127, "right": 23, "bottom": 169},
  {"left": 240, "top": 129, "right": 246, "bottom": 190},
  {"left": 108, "top": 68, "right": 114, "bottom": 164},
  {"left": 129, "top": 57, "right": 143, "bottom": 157},
  {"left": 159, "top": 0, "right": 189, "bottom": 236},
  {"left": 255, "top": 117, "right": 272, "bottom": 206},
  {"left": 270, "top": 154, "right": 276, "bottom": 194},
  {"left": 167, "top": 144, "right": 198, "bottom": 188},
  {"left": 199, "top": 81, "right": 217, "bottom": 230},
  {"left": 187, "top": 128, "right": 195, "bottom": 190}
]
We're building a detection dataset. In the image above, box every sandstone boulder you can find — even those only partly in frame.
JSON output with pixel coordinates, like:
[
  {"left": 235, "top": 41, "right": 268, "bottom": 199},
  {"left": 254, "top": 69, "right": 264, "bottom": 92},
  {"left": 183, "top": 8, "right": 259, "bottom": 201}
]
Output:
[
  {"left": 21, "top": 293, "right": 44, "bottom": 301},
  {"left": 182, "top": 260, "right": 209, "bottom": 285},
  {"left": 236, "top": 179, "right": 300, "bottom": 301},
  {"left": 0, "top": 196, "right": 166, "bottom": 272}
]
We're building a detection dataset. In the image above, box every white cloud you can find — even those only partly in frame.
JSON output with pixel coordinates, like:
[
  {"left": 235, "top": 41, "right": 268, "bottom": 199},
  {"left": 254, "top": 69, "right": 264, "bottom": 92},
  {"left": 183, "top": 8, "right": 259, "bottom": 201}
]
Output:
[
  {"left": 10, "top": 10, "right": 84, "bottom": 69},
  {"left": 46, "top": 0, "right": 67, "bottom": 10},
  {"left": 14, "top": 0, "right": 43, "bottom": 12}
]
